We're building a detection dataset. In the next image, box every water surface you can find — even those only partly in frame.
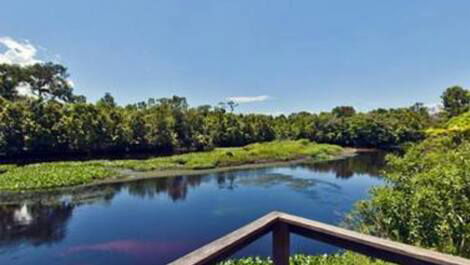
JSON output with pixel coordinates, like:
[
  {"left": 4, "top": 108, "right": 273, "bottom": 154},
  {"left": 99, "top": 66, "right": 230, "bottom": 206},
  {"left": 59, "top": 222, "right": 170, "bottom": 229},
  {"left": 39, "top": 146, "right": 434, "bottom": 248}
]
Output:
[{"left": 0, "top": 151, "right": 386, "bottom": 265}]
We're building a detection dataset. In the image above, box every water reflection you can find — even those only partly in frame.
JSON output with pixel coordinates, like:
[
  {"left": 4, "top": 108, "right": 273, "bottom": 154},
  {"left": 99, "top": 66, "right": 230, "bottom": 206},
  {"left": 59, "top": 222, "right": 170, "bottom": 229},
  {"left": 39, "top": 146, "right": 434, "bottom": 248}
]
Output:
[
  {"left": 63, "top": 239, "right": 186, "bottom": 257},
  {"left": 301, "top": 151, "right": 386, "bottom": 179},
  {"left": 0, "top": 186, "right": 120, "bottom": 251},
  {"left": 0, "top": 203, "right": 73, "bottom": 250},
  {"left": 127, "top": 175, "right": 205, "bottom": 201},
  {"left": 0, "top": 151, "right": 386, "bottom": 259}
]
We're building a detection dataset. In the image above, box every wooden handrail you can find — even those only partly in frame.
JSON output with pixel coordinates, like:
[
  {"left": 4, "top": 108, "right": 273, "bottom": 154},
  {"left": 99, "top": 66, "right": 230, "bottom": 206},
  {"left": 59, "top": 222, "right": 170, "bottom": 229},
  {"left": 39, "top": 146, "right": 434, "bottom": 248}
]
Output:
[
  {"left": 169, "top": 211, "right": 470, "bottom": 265},
  {"left": 169, "top": 212, "right": 278, "bottom": 265}
]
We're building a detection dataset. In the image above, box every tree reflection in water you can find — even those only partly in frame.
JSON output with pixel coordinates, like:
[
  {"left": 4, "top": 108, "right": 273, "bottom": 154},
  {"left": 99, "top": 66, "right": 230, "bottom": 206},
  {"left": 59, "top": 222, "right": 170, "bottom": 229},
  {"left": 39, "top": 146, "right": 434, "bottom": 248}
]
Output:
[
  {"left": 127, "top": 175, "right": 205, "bottom": 201},
  {"left": 124, "top": 151, "right": 386, "bottom": 201},
  {"left": 299, "top": 151, "right": 387, "bottom": 179},
  {"left": 0, "top": 186, "right": 117, "bottom": 250},
  {"left": 0, "top": 151, "right": 386, "bottom": 250},
  {"left": 0, "top": 203, "right": 73, "bottom": 249}
]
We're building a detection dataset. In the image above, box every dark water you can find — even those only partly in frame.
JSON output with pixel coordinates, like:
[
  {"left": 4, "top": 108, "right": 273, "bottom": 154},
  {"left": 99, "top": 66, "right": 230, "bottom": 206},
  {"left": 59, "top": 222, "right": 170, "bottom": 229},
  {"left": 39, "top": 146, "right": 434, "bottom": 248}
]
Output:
[{"left": 0, "top": 152, "right": 386, "bottom": 265}]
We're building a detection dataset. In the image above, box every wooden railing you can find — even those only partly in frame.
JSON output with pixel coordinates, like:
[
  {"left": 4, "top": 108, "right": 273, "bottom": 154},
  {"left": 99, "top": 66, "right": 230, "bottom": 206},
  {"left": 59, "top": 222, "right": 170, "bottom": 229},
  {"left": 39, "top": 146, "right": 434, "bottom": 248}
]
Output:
[{"left": 169, "top": 211, "right": 470, "bottom": 265}]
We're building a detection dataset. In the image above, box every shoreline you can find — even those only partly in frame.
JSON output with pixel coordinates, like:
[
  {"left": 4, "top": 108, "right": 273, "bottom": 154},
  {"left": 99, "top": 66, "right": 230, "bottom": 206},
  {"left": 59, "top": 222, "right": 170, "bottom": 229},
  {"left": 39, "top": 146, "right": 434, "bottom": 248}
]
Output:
[{"left": 0, "top": 148, "right": 360, "bottom": 203}]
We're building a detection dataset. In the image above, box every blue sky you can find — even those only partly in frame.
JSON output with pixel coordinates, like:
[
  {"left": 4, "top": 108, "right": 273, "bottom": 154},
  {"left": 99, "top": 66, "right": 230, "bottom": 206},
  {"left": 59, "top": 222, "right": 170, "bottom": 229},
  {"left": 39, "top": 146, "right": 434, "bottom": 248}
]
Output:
[{"left": 2, "top": 0, "right": 470, "bottom": 114}]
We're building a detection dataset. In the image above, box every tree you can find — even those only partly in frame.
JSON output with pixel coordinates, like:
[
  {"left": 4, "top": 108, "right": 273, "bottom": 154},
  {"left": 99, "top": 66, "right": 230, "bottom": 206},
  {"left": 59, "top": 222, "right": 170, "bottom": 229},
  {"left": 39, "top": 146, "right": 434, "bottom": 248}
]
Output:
[
  {"left": 410, "top": 102, "right": 425, "bottom": 113},
  {"left": 218, "top": 100, "right": 239, "bottom": 112},
  {"left": 72, "top": 95, "right": 87, "bottom": 103},
  {"left": 0, "top": 64, "right": 23, "bottom": 100},
  {"left": 158, "top": 96, "right": 188, "bottom": 111},
  {"left": 226, "top": 100, "right": 238, "bottom": 112},
  {"left": 0, "top": 60, "right": 439, "bottom": 156},
  {"left": 332, "top": 106, "right": 356, "bottom": 118},
  {"left": 0, "top": 98, "right": 28, "bottom": 154},
  {"left": 25, "top": 63, "right": 78, "bottom": 102},
  {"left": 441, "top": 86, "right": 470, "bottom": 117},
  {"left": 97, "top": 92, "right": 117, "bottom": 108}
]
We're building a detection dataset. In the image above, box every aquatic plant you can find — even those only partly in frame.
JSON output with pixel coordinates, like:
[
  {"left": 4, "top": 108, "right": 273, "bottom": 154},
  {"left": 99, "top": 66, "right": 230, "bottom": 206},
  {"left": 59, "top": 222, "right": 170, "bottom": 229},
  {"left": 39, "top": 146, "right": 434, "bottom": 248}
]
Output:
[
  {"left": 0, "top": 140, "right": 343, "bottom": 191},
  {"left": 0, "top": 162, "right": 115, "bottom": 191}
]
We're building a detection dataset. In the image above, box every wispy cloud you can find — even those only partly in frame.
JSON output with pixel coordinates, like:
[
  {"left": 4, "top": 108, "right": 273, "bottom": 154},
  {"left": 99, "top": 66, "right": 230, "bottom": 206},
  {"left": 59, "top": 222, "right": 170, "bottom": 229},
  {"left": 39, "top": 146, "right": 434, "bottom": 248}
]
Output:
[
  {"left": 226, "top": 95, "right": 270, "bottom": 104},
  {"left": 250, "top": 110, "right": 287, "bottom": 116},
  {"left": 0, "top": 36, "right": 41, "bottom": 66}
]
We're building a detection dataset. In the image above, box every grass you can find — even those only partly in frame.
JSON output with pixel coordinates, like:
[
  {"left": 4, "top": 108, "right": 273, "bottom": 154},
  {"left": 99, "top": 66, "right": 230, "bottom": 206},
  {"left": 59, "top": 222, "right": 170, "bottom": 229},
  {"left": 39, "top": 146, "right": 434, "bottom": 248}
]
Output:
[
  {"left": 0, "top": 140, "right": 343, "bottom": 191},
  {"left": 218, "top": 252, "right": 390, "bottom": 265},
  {"left": 110, "top": 139, "right": 343, "bottom": 171}
]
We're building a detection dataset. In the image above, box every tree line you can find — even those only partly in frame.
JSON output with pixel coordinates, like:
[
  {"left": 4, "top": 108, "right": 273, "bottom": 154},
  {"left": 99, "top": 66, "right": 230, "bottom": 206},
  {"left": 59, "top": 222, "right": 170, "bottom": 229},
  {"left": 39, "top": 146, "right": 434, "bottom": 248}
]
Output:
[{"left": 1, "top": 62, "right": 469, "bottom": 158}]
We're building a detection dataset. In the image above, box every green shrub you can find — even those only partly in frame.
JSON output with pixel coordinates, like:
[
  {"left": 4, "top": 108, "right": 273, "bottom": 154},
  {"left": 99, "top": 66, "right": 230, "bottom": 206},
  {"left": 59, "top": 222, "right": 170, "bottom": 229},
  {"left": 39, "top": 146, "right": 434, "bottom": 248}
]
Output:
[
  {"left": 353, "top": 125, "right": 470, "bottom": 257},
  {"left": 219, "top": 252, "right": 390, "bottom": 265}
]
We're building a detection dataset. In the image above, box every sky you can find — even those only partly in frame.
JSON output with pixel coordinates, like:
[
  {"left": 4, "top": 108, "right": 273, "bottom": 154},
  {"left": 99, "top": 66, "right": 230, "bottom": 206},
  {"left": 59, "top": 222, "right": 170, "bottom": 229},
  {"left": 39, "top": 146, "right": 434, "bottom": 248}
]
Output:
[{"left": 2, "top": 0, "right": 470, "bottom": 114}]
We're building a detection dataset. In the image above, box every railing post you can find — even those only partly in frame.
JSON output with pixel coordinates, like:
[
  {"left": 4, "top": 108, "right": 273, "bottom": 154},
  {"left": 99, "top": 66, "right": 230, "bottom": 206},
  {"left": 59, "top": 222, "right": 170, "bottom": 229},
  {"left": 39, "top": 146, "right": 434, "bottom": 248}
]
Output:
[
  {"left": 170, "top": 212, "right": 470, "bottom": 265},
  {"left": 272, "top": 222, "right": 290, "bottom": 265}
]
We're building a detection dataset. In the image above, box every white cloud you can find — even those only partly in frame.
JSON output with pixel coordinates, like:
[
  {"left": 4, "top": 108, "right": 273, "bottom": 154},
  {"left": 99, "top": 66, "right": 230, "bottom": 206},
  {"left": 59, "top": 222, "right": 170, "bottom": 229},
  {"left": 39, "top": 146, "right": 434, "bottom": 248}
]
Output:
[
  {"left": 424, "top": 102, "right": 443, "bottom": 115},
  {"left": 0, "top": 36, "right": 41, "bottom": 66},
  {"left": 0, "top": 37, "right": 74, "bottom": 95},
  {"left": 226, "top": 95, "right": 270, "bottom": 104},
  {"left": 67, "top": 79, "right": 75, "bottom": 88}
]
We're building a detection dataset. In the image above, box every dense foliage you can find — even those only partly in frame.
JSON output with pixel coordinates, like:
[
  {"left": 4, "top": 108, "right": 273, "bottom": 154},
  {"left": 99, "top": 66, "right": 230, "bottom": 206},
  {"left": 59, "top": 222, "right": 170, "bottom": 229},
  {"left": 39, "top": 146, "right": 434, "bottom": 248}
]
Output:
[
  {"left": 0, "top": 95, "right": 432, "bottom": 157},
  {"left": 441, "top": 86, "right": 470, "bottom": 117},
  {"left": 0, "top": 63, "right": 435, "bottom": 158},
  {"left": 0, "top": 140, "right": 342, "bottom": 191},
  {"left": 219, "top": 252, "right": 389, "bottom": 265},
  {"left": 0, "top": 63, "right": 85, "bottom": 102},
  {"left": 353, "top": 111, "right": 470, "bottom": 257}
]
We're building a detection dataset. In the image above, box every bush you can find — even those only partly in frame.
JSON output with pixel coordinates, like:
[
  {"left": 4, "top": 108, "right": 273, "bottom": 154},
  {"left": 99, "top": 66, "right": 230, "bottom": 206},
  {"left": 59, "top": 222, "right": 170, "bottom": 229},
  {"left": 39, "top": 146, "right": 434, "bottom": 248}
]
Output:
[
  {"left": 353, "top": 123, "right": 470, "bottom": 257},
  {"left": 219, "top": 252, "right": 390, "bottom": 265}
]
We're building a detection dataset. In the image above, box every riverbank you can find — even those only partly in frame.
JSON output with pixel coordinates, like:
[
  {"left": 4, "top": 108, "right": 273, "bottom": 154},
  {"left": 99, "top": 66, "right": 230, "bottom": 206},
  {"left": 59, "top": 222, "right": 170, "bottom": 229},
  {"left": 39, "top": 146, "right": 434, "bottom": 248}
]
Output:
[{"left": 0, "top": 140, "right": 351, "bottom": 192}]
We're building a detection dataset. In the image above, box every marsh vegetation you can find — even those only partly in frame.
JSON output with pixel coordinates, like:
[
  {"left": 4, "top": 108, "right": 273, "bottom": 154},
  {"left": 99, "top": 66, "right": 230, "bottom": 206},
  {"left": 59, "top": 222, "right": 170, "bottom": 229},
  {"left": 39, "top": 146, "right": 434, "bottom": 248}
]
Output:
[{"left": 0, "top": 140, "right": 343, "bottom": 191}]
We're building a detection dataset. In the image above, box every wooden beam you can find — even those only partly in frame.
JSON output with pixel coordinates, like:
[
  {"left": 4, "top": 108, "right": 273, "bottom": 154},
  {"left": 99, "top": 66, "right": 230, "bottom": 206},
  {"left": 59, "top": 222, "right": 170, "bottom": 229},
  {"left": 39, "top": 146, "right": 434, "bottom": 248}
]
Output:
[
  {"left": 279, "top": 213, "right": 470, "bottom": 265},
  {"left": 168, "top": 212, "right": 470, "bottom": 265},
  {"left": 168, "top": 212, "right": 281, "bottom": 265},
  {"left": 272, "top": 222, "right": 290, "bottom": 265}
]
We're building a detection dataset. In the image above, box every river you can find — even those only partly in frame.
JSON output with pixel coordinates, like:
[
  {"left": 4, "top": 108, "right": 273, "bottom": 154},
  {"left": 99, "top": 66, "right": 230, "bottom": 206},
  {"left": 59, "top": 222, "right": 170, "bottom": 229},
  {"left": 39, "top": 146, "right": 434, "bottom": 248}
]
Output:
[{"left": 0, "top": 151, "right": 386, "bottom": 265}]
